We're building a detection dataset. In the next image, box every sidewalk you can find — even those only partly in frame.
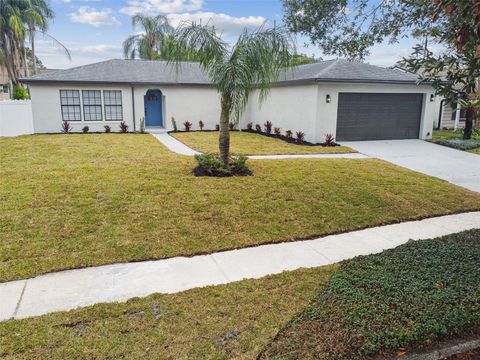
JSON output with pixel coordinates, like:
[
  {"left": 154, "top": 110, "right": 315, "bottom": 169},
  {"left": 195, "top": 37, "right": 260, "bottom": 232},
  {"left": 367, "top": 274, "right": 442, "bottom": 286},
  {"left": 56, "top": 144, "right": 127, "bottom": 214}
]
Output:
[{"left": 1, "top": 211, "right": 479, "bottom": 321}]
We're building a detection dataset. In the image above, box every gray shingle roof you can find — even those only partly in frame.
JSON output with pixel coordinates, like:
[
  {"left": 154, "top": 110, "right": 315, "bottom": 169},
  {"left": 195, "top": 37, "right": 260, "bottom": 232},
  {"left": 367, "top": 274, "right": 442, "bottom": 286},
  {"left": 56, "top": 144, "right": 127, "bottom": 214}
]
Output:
[{"left": 21, "top": 58, "right": 420, "bottom": 85}]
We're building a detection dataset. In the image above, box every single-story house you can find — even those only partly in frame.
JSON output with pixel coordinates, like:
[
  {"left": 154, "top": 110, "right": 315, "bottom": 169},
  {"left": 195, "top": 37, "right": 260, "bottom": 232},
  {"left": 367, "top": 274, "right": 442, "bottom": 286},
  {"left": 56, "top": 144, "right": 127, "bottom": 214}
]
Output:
[{"left": 21, "top": 58, "right": 437, "bottom": 142}]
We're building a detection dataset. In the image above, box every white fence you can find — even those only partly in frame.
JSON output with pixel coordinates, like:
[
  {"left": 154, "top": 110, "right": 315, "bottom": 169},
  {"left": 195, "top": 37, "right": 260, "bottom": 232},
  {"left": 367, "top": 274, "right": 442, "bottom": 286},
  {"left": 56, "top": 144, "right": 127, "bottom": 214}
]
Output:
[{"left": 0, "top": 100, "right": 33, "bottom": 137}]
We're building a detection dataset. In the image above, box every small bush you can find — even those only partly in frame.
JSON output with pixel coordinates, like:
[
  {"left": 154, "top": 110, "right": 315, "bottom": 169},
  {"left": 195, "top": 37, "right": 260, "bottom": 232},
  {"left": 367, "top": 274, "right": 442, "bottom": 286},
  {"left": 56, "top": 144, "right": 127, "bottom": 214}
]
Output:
[
  {"left": 324, "top": 133, "right": 336, "bottom": 146},
  {"left": 274, "top": 127, "right": 281, "bottom": 136},
  {"left": 82, "top": 126, "right": 89, "bottom": 133},
  {"left": 454, "top": 127, "right": 480, "bottom": 140},
  {"left": 199, "top": 120, "right": 204, "bottom": 130},
  {"left": 285, "top": 130, "right": 293, "bottom": 139},
  {"left": 264, "top": 121, "right": 273, "bottom": 134},
  {"left": 295, "top": 131, "right": 305, "bottom": 144},
  {"left": 183, "top": 121, "right": 192, "bottom": 131},
  {"left": 104, "top": 125, "right": 111, "bottom": 133},
  {"left": 193, "top": 153, "right": 252, "bottom": 177},
  {"left": 119, "top": 121, "right": 129, "bottom": 133},
  {"left": 171, "top": 117, "right": 177, "bottom": 131},
  {"left": 255, "top": 124, "right": 262, "bottom": 133},
  {"left": 215, "top": 124, "right": 220, "bottom": 131},
  {"left": 246, "top": 122, "right": 253, "bottom": 130},
  {"left": 140, "top": 117, "right": 145, "bottom": 133},
  {"left": 61, "top": 121, "right": 72, "bottom": 134},
  {"left": 436, "top": 138, "right": 480, "bottom": 151},
  {"left": 229, "top": 122, "right": 235, "bottom": 131},
  {"left": 13, "top": 86, "right": 29, "bottom": 100}
]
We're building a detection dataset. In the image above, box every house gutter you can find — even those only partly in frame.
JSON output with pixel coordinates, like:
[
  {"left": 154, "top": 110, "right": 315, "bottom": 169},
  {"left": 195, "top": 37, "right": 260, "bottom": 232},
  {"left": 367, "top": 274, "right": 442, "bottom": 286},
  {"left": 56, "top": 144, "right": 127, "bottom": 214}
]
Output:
[{"left": 130, "top": 84, "right": 136, "bottom": 132}]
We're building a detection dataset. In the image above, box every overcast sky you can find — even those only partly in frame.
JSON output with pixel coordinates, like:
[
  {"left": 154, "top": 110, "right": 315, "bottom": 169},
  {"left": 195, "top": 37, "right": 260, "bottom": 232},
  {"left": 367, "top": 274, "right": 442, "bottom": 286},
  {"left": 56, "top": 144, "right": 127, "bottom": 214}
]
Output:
[{"left": 35, "top": 0, "right": 433, "bottom": 69}]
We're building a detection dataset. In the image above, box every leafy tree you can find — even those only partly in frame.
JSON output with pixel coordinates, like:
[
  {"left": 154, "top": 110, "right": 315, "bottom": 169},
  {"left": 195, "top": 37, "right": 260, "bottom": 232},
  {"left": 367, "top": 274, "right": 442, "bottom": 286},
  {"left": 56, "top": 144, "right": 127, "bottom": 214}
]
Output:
[
  {"left": 283, "top": 0, "right": 479, "bottom": 139},
  {"left": 291, "top": 53, "right": 318, "bottom": 66},
  {"left": 170, "top": 23, "right": 293, "bottom": 166}
]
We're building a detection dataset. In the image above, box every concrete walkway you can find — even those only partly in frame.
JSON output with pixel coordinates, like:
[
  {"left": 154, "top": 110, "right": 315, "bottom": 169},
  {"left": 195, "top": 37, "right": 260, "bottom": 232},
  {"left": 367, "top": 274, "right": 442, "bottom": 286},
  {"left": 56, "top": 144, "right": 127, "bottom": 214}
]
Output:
[
  {"left": 343, "top": 140, "right": 480, "bottom": 192},
  {"left": 1, "top": 211, "right": 479, "bottom": 321},
  {"left": 152, "top": 133, "right": 367, "bottom": 159}
]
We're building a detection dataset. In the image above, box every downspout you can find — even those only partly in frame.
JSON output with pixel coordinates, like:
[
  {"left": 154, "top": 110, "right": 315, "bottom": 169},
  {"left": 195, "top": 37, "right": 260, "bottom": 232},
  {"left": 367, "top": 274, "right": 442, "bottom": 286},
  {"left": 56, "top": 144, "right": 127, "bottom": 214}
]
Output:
[
  {"left": 437, "top": 98, "right": 445, "bottom": 130},
  {"left": 131, "top": 85, "right": 136, "bottom": 132}
]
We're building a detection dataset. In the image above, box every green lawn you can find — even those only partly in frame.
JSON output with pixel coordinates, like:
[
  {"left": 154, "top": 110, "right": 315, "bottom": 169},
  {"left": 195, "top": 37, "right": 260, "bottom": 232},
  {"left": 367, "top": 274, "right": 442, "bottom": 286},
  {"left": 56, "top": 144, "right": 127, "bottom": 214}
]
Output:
[
  {"left": 1, "top": 231, "right": 478, "bottom": 359},
  {"left": 0, "top": 266, "right": 337, "bottom": 359},
  {"left": 1, "top": 134, "right": 480, "bottom": 281},
  {"left": 171, "top": 131, "right": 356, "bottom": 155},
  {"left": 262, "top": 229, "right": 480, "bottom": 360}
]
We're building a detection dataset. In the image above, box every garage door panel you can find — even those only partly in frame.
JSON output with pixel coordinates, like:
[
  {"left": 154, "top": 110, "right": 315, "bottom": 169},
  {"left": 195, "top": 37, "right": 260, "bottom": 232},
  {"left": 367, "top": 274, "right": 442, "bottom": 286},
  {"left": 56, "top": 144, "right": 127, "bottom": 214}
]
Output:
[{"left": 336, "top": 93, "right": 423, "bottom": 141}]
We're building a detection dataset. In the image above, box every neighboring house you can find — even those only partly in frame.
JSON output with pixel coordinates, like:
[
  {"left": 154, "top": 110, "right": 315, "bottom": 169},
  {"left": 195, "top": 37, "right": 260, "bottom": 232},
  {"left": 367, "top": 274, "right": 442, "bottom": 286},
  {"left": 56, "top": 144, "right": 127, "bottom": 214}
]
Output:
[
  {"left": 21, "top": 59, "right": 437, "bottom": 142},
  {"left": 1, "top": 66, "right": 57, "bottom": 100}
]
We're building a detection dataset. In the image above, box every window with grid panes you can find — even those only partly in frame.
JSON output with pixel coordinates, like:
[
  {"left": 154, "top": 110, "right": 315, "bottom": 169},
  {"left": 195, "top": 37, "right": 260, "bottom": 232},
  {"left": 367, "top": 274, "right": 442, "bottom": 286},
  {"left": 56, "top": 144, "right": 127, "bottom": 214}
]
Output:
[
  {"left": 103, "top": 90, "right": 122, "bottom": 121},
  {"left": 60, "top": 90, "right": 81, "bottom": 121},
  {"left": 82, "top": 90, "right": 102, "bottom": 121}
]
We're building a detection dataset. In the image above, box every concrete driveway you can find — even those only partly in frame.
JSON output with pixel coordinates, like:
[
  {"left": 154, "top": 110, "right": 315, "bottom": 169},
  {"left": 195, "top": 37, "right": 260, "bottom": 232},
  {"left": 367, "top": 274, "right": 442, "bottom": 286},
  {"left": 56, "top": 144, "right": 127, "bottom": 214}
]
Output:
[{"left": 342, "top": 140, "right": 480, "bottom": 193}]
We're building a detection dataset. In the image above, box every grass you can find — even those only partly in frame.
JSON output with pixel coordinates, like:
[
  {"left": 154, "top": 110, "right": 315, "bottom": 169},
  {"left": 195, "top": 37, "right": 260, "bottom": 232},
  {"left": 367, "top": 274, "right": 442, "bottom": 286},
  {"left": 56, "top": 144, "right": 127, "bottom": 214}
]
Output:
[
  {"left": 1, "top": 134, "right": 480, "bottom": 281},
  {"left": 1, "top": 231, "right": 479, "bottom": 359},
  {"left": 170, "top": 131, "right": 356, "bottom": 155},
  {"left": 262, "top": 229, "right": 480, "bottom": 360},
  {"left": 0, "top": 265, "right": 337, "bottom": 359}
]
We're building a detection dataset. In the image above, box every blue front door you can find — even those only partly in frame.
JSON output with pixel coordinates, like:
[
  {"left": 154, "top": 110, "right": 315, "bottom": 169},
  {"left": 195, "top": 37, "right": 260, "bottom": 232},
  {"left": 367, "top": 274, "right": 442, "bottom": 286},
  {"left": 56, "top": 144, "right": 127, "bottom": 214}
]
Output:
[{"left": 144, "top": 89, "right": 163, "bottom": 127}]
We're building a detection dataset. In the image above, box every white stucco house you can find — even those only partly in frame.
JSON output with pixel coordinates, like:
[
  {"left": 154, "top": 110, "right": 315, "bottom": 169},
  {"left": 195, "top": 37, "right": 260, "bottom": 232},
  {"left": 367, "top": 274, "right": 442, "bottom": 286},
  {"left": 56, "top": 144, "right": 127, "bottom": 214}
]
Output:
[{"left": 21, "top": 58, "right": 437, "bottom": 142}]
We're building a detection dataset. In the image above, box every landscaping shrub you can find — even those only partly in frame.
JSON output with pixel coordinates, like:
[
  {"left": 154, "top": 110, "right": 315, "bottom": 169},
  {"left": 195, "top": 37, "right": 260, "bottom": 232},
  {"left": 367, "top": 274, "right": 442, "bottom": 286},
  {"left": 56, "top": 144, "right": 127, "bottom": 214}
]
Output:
[
  {"left": 453, "top": 127, "right": 480, "bottom": 139},
  {"left": 199, "top": 120, "right": 204, "bottom": 130},
  {"left": 140, "top": 117, "right": 145, "bottom": 133},
  {"left": 261, "top": 229, "right": 480, "bottom": 359},
  {"left": 264, "top": 121, "right": 273, "bottom": 134},
  {"left": 13, "top": 86, "right": 29, "bottom": 100},
  {"left": 274, "top": 127, "right": 281, "bottom": 136},
  {"left": 119, "top": 121, "right": 129, "bottom": 133},
  {"left": 193, "top": 153, "right": 252, "bottom": 177},
  {"left": 436, "top": 138, "right": 480, "bottom": 151},
  {"left": 229, "top": 122, "right": 236, "bottom": 131},
  {"left": 104, "top": 125, "right": 111, "bottom": 133},
  {"left": 82, "top": 126, "right": 89, "bottom": 133},
  {"left": 183, "top": 121, "right": 192, "bottom": 131},
  {"left": 215, "top": 124, "right": 220, "bottom": 131},
  {"left": 295, "top": 131, "right": 305, "bottom": 144},
  {"left": 171, "top": 117, "right": 178, "bottom": 131},
  {"left": 61, "top": 121, "right": 72, "bottom": 134},
  {"left": 246, "top": 122, "right": 253, "bottom": 130},
  {"left": 285, "top": 130, "right": 293, "bottom": 139},
  {"left": 323, "top": 133, "right": 336, "bottom": 146},
  {"left": 255, "top": 124, "right": 262, "bottom": 132}
]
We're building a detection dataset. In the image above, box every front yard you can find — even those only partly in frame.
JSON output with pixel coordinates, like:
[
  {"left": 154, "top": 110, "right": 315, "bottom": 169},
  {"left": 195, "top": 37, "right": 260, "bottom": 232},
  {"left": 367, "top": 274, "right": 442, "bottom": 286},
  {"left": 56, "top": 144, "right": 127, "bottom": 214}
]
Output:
[
  {"left": 1, "top": 134, "right": 480, "bottom": 281},
  {"left": 431, "top": 129, "right": 480, "bottom": 154},
  {"left": 171, "top": 131, "right": 355, "bottom": 155},
  {"left": 1, "top": 230, "right": 478, "bottom": 359}
]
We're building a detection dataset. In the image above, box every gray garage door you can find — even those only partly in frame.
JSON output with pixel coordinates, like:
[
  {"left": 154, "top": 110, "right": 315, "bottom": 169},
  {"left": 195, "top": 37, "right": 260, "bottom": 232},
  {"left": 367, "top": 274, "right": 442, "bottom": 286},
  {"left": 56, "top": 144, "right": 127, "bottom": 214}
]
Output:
[{"left": 336, "top": 93, "right": 423, "bottom": 141}]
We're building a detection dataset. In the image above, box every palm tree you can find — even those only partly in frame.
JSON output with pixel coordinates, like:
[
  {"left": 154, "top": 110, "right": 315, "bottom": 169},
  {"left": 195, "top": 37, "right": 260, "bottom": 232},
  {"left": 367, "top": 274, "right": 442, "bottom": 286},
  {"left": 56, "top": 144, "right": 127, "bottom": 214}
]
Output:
[
  {"left": 171, "top": 22, "right": 293, "bottom": 166},
  {"left": 123, "top": 15, "right": 175, "bottom": 60}
]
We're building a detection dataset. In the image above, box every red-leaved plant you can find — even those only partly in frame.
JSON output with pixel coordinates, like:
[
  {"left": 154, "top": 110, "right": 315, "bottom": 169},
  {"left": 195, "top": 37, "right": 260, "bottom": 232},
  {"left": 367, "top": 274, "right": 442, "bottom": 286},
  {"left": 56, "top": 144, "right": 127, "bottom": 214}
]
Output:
[
  {"left": 199, "top": 120, "right": 204, "bottom": 130},
  {"left": 61, "top": 121, "right": 72, "bottom": 134},
  {"left": 324, "top": 133, "right": 335, "bottom": 146},
  {"left": 119, "top": 121, "right": 129, "bottom": 133},
  {"left": 295, "top": 131, "right": 305, "bottom": 144},
  {"left": 246, "top": 122, "right": 253, "bottom": 130},
  {"left": 184, "top": 121, "right": 192, "bottom": 131},
  {"left": 274, "top": 127, "right": 281, "bottom": 136},
  {"left": 264, "top": 121, "right": 273, "bottom": 134},
  {"left": 285, "top": 130, "right": 293, "bottom": 139}
]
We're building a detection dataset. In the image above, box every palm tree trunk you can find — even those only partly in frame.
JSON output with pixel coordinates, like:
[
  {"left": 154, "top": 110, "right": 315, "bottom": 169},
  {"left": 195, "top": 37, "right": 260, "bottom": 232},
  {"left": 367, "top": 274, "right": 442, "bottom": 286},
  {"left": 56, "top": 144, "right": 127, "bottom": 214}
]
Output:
[
  {"left": 30, "top": 27, "right": 36, "bottom": 75},
  {"left": 464, "top": 106, "right": 475, "bottom": 139},
  {"left": 219, "top": 95, "right": 230, "bottom": 167}
]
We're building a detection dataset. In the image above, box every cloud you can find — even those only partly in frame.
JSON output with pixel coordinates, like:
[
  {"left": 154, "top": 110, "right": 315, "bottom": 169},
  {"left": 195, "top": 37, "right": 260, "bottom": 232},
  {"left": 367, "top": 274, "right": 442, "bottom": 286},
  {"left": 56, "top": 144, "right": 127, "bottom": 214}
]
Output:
[
  {"left": 70, "top": 6, "right": 121, "bottom": 27},
  {"left": 120, "top": 0, "right": 203, "bottom": 16},
  {"left": 167, "top": 12, "right": 266, "bottom": 37}
]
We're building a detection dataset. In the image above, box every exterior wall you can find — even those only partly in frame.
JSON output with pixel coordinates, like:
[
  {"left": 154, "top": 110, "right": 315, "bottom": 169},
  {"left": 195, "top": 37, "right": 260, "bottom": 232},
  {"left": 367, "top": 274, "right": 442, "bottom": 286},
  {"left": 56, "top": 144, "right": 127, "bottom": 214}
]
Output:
[
  {"left": 315, "top": 82, "right": 436, "bottom": 141},
  {"left": 440, "top": 102, "right": 465, "bottom": 129},
  {"left": 29, "top": 83, "right": 133, "bottom": 133},
  {"left": 132, "top": 85, "right": 221, "bottom": 131},
  {"left": 0, "top": 100, "right": 33, "bottom": 136},
  {"left": 240, "top": 84, "right": 319, "bottom": 143}
]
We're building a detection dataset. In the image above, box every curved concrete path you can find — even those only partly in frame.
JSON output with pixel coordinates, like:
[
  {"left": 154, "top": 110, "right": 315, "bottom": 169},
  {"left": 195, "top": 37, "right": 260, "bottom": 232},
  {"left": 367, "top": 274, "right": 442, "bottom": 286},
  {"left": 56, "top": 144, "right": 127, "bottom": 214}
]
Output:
[
  {"left": 152, "top": 133, "right": 368, "bottom": 159},
  {"left": 1, "top": 211, "right": 479, "bottom": 321}
]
